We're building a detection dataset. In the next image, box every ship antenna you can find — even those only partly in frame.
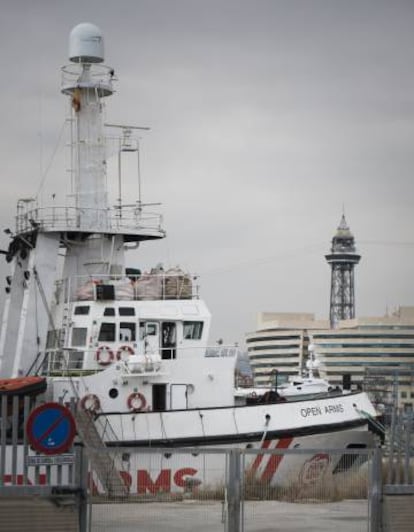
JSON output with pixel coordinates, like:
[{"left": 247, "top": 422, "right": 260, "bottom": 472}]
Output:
[{"left": 104, "top": 123, "right": 150, "bottom": 214}]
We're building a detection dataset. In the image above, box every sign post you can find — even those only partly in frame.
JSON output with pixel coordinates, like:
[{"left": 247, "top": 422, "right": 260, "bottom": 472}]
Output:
[{"left": 26, "top": 402, "right": 76, "bottom": 455}]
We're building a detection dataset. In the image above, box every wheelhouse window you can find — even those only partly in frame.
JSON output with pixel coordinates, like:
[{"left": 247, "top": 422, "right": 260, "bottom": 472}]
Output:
[
  {"left": 183, "top": 321, "right": 204, "bottom": 340},
  {"left": 71, "top": 327, "right": 88, "bottom": 346},
  {"left": 140, "top": 322, "right": 158, "bottom": 339},
  {"left": 120, "top": 322, "right": 136, "bottom": 342},
  {"left": 161, "top": 322, "right": 177, "bottom": 360},
  {"left": 74, "top": 306, "right": 90, "bottom": 315},
  {"left": 104, "top": 307, "right": 115, "bottom": 316},
  {"left": 119, "top": 307, "right": 135, "bottom": 316},
  {"left": 98, "top": 322, "right": 116, "bottom": 342}
]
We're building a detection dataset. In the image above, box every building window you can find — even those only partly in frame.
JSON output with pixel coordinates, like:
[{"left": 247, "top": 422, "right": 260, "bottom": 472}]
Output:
[
  {"left": 98, "top": 323, "right": 116, "bottom": 342},
  {"left": 183, "top": 321, "right": 204, "bottom": 340},
  {"left": 104, "top": 307, "right": 116, "bottom": 316},
  {"left": 71, "top": 327, "right": 87, "bottom": 346},
  {"left": 74, "top": 306, "right": 90, "bottom": 315},
  {"left": 401, "top": 391, "right": 407, "bottom": 399}
]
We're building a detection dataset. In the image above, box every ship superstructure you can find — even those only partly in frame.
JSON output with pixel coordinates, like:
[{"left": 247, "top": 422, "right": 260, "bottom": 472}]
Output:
[{"left": 0, "top": 23, "right": 188, "bottom": 377}]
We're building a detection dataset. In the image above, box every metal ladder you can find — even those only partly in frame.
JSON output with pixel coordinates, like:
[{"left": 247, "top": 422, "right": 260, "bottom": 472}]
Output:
[{"left": 75, "top": 407, "right": 128, "bottom": 498}]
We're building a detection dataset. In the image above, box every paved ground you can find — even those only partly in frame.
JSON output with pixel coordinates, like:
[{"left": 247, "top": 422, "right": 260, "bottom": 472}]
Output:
[{"left": 91, "top": 499, "right": 369, "bottom": 532}]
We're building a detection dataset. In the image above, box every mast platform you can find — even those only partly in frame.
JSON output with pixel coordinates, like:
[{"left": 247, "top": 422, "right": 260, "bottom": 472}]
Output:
[{"left": 15, "top": 203, "right": 165, "bottom": 242}]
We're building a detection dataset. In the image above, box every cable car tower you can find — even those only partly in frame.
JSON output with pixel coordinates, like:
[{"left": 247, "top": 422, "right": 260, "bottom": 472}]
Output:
[{"left": 325, "top": 215, "right": 360, "bottom": 328}]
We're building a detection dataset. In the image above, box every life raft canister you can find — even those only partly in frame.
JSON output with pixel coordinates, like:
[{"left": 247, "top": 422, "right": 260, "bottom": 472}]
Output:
[
  {"left": 96, "top": 345, "right": 114, "bottom": 365},
  {"left": 127, "top": 392, "right": 147, "bottom": 412},
  {"left": 80, "top": 394, "right": 101, "bottom": 413},
  {"left": 117, "top": 345, "right": 135, "bottom": 361}
]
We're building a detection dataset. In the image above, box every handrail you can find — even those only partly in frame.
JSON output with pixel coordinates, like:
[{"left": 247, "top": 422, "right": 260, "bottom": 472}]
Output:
[
  {"left": 15, "top": 204, "right": 164, "bottom": 235},
  {"left": 354, "top": 406, "right": 386, "bottom": 440},
  {"left": 36, "top": 344, "right": 240, "bottom": 377},
  {"left": 56, "top": 271, "right": 197, "bottom": 301}
]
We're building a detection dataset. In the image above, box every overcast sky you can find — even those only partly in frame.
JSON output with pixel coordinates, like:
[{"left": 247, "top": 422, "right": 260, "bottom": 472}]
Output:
[{"left": 1, "top": 0, "right": 414, "bottom": 345}]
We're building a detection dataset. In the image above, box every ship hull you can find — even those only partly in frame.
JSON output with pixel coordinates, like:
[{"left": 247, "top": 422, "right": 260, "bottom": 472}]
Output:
[
  {"left": 2, "top": 425, "right": 373, "bottom": 493},
  {"left": 83, "top": 391, "right": 377, "bottom": 492},
  {"left": 96, "top": 390, "right": 376, "bottom": 446}
]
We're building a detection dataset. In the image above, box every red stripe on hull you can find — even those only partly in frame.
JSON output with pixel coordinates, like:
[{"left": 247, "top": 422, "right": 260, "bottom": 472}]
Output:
[
  {"left": 260, "top": 437, "right": 293, "bottom": 482},
  {"left": 249, "top": 439, "right": 271, "bottom": 473}
]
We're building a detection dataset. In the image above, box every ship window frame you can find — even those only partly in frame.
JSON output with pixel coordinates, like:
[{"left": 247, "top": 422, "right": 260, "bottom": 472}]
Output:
[
  {"left": 98, "top": 322, "right": 116, "bottom": 342},
  {"left": 119, "top": 322, "right": 136, "bottom": 342},
  {"left": 74, "top": 305, "right": 90, "bottom": 315},
  {"left": 119, "top": 307, "right": 135, "bottom": 316},
  {"left": 183, "top": 321, "right": 204, "bottom": 340},
  {"left": 46, "top": 329, "right": 60, "bottom": 348},
  {"left": 71, "top": 327, "right": 88, "bottom": 347}
]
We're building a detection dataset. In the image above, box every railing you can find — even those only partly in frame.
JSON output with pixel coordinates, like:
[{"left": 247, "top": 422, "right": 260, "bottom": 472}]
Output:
[
  {"left": 61, "top": 63, "right": 114, "bottom": 94},
  {"left": 55, "top": 271, "right": 198, "bottom": 302},
  {"left": 15, "top": 205, "right": 164, "bottom": 236},
  {"left": 35, "top": 344, "right": 240, "bottom": 377}
]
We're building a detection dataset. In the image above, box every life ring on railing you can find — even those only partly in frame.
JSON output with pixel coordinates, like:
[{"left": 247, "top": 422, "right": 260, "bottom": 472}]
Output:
[
  {"left": 80, "top": 394, "right": 101, "bottom": 413},
  {"left": 96, "top": 346, "right": 114, "bottom": 365},
  {"left": 127, "top": 392, "right": 147, "bottom": 412},
  {"left": 117, "top": 345, "right": 135, "bottom": 361}
]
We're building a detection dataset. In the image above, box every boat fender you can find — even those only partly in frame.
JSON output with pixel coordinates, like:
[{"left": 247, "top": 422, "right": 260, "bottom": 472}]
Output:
[
  {"left": 80, "top": 394, "right": 101, "bottom": 413},
  {"left": 117, "top": 345, "right": 135, "bottom": 361},
  {"left": 96, "top": 346, "right": 114, "bottom": 365},
  {"left": 127, "top": 392, "right": 147, "bottom": 412}
]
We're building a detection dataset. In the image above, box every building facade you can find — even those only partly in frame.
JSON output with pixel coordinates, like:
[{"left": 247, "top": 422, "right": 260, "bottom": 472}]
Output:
[
  {"left": 311, "top": 307, "right": 414, "bottom": 410},
  {"left": 246, "top": 307, "right": 414, "bottom": 409},
  {"left": 246, "top": 313, "right": 329, "bottom": 387}
]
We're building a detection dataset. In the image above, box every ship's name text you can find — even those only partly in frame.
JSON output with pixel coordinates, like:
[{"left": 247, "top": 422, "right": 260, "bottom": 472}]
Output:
[{"left": 300, "top": 403, "right": 344, "bottom": 418}]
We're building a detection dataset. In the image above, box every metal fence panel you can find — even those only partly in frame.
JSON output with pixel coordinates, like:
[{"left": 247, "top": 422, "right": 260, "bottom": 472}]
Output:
[
  {"left": 242, "top": 448, "right": 372, "bottom": 532},
  {"left": 86, "top": 446, "right": 374, "bottom": 532}
]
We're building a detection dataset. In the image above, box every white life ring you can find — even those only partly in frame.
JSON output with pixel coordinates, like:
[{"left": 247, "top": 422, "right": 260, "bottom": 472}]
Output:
[
  {"left": 96, "top": 345, "right": 114, "bottom": 365},
  {"left": 117, "top": 345, "right": 135, "bottom": 361},
  {"left": 80, "top": 394, "right": 101, "bottom": 413},
  {"left": 127, "top": 392, "right": 147, "bottom": 412}
]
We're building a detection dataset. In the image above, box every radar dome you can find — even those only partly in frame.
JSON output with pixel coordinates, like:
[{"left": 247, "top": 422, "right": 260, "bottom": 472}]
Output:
[{"left": 69, "top": 23, "right": 104, "bottom": 63}]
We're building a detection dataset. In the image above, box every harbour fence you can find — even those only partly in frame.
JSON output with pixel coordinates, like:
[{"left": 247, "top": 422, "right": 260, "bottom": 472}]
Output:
[{"left": 88, "top": 445, "right": 379, "bottom": 532}]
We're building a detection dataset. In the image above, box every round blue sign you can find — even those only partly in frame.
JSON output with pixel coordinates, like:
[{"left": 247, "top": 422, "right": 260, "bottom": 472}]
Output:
[{"left": 26, "top": 402, "right": 76, "bottom": 455}]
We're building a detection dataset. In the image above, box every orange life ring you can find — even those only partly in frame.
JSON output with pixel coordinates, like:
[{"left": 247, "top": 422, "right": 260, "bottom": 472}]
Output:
[
  {"left": 96, "top": 345, "right": 114, "bottom": 365},
  {"left": 117, "top": 345, "right": 135, "bottom": 361},
  {"left": 127, "top": 392, "right": 147, "bottom": 412},
  {"left": 80, "top": 394, "right": 101, "bottom": 412}
]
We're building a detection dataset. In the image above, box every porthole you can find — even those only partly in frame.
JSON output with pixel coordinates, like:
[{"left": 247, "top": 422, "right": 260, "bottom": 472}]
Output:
[{"left": 109, "top": 388, "right": 119, "bottom": 399}]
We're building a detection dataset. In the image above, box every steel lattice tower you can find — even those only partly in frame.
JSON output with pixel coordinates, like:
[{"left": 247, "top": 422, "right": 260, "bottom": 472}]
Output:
[{"left": 325, "top": 215, "right": 361, "bottom": 328}]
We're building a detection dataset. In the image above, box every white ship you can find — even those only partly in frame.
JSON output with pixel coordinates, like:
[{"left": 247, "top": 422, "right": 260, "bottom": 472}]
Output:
[{"left": 0, "top": 23, "right": 379, "bottom": 491}]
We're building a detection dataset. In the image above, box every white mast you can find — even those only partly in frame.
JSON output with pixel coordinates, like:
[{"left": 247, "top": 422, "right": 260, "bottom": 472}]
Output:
[
  {"left": 0, "top": 23, "right": 165, "bottom": 377},
  {"left": 62, "top": 23, "right": 112, "bottom": 230}
]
